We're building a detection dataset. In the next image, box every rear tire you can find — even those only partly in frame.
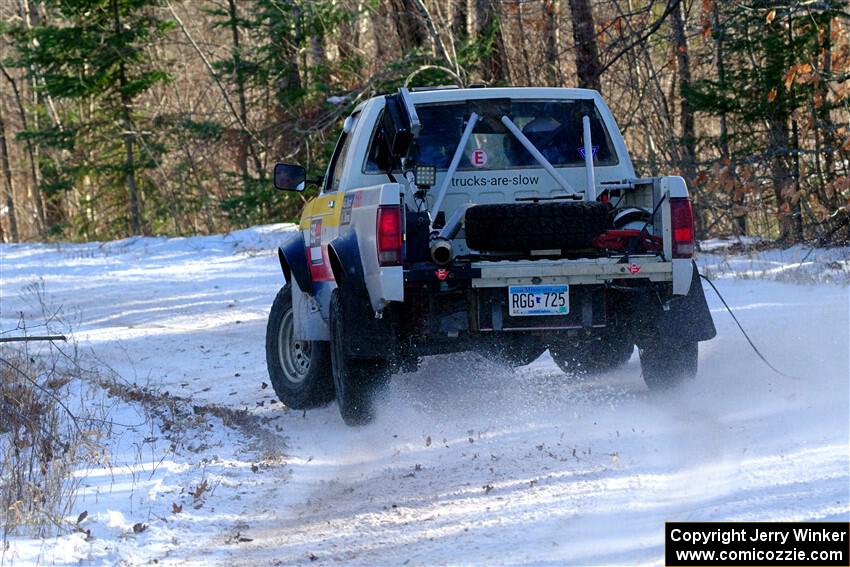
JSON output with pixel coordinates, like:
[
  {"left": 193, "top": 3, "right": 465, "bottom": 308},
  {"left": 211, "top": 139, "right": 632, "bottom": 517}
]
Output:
[
  {"left": 265, "top": 284, "right": 334, "bottom": 409},
  {"left": 329, "top": 289, "right": 390, "bottom": 426},
  {"left": 550, "top": 333, "right": 634, "bottom": 375},
  {"left": 484, "top": 339, "right": 546, "bottom": 367},
  {"left": 639, "top": 340, "right": 698, "bottom": 390}
]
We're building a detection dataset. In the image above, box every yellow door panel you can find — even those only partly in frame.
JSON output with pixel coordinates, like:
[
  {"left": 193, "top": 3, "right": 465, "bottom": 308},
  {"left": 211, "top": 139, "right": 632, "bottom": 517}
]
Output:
[{"left": 310, "top": 193, "right": 342, "bottom": 226}]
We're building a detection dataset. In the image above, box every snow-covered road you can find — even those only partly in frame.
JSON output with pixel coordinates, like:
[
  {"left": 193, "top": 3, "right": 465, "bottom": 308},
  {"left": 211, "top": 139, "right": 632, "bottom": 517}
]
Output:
[{"left": 1, "top": 226, "right": 848, "bottom": 566}]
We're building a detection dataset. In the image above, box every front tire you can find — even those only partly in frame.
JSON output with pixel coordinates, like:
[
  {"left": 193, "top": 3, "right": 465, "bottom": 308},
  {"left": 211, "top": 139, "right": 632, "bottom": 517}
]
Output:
[
  {"left": 639, "top": 340, "right": 698, "bottom": 390},
  {"left": 265, "top": 284, "right": 334, "bottom": 409},
  {"left": 329, "top": 289, "right": 390, "bottom": 426}
]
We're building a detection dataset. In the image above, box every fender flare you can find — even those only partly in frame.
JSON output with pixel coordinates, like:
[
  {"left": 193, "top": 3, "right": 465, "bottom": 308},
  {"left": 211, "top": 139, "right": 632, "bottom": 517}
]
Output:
[
  {"left": 327, "top": 232, "right": 367, "bottom": 296},
  {"left": 277, "top": 235, "right": 312, "bottom": 294}
]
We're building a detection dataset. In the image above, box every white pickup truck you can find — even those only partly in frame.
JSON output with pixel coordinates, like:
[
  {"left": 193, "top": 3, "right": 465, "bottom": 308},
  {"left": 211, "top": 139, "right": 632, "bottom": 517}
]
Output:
[{"left": 266, "top": 86, "right": 716, "bottom": 425}]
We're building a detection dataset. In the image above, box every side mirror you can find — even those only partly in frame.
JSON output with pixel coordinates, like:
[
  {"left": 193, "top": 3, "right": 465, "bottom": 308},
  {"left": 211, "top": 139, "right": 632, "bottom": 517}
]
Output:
[{"left": 273, "top": 163, "right": 306, "bottom": 191}]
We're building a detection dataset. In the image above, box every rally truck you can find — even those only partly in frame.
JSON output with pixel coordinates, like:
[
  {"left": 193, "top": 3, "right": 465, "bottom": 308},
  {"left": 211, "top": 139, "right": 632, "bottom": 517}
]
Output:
[{"left": 265, "top": 86, "right": 716, "bottom": 426}]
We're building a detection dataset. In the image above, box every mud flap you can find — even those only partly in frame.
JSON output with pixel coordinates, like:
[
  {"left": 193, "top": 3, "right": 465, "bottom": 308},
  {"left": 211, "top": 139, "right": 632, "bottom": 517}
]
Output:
[
  {"left": 630, "top": 262, "right": 716, "bottom": 346},
  {"left": 657, "top": 262, "right": 716, "bottom": 343},
  {"left": 328, "top": 233, "right": 396, "bottom": 359}
]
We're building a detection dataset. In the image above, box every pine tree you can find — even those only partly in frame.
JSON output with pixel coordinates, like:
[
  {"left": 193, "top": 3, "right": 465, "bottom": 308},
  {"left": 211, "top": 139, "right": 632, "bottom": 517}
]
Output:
[{"left": 8, "top": 0, "right": 173, "bottom": 236}]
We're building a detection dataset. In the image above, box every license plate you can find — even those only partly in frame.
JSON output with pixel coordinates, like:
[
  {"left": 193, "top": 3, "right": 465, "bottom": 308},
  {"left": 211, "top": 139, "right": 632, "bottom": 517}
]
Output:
[{"left": 508, "top": 285, "right": 569, "bottom": 316}]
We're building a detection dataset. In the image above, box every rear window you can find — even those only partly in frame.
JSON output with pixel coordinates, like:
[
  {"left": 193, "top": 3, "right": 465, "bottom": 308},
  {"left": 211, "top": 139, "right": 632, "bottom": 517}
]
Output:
[{"left": 364, "top": 99, "right": 618, "bottom": 173}]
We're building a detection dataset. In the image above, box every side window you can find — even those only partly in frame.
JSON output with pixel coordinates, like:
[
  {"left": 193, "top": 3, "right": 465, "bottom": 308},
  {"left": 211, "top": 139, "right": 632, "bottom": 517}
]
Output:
[{"left": 323, "top": 114, "right": 358, "bottom": 194}]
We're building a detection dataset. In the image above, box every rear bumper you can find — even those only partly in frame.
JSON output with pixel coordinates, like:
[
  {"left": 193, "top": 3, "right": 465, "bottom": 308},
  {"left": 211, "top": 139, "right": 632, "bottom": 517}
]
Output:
[
  {"left": 400, "top": 255, "right": 673, "bottom": 337},
  {"left": 470, "top": 255, "right": 673, "bottom": 287},
  {"left": 353, "top": 259, "right": 712, "bottom": 359}
]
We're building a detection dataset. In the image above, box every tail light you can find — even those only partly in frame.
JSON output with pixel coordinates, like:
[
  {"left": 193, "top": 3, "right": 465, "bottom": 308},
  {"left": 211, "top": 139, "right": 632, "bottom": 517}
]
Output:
[
  {"left": 377, "top": 206, "right": 403, "bottom": 266},
  {"left": 669, "top": 197, "right": 695, "bottom": 258}
]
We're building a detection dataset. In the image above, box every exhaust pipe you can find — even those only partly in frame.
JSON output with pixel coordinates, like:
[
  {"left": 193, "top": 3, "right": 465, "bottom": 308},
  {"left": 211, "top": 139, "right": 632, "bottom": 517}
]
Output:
[
  {"left": 430, "top": 237, "right": 453, "bottom": 265},
  {"left": 428, "top": 204, "right": 474, "bottom": 265}
]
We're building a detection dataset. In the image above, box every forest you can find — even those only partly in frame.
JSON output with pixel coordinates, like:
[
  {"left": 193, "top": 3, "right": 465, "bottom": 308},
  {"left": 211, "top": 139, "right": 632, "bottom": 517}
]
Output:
[{"left": 0, "top": 0, "right": 848, "bottom": 243}]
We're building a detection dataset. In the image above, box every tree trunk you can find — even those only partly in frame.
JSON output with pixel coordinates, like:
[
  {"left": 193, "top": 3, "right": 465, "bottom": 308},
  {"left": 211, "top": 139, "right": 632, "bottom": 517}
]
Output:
[
  {"left": 711, "top": 1, "right": 743, "bottom": 234},
  {"left": 567, "top": 0, "right": 602, "bottom": 91},
  {"left": 277, "top": 4, "right": 303, "bottom": 107},
  {"left": 515, "top": 2, "right": 534, "bottom": 85},
  {"left": 228, "top": 0, "right": 251, "bottom": 196},
  {"left": 111, "top": 0, "right": 143, "bottom": 234},
  {"left": 410, "top": 0, "right": 451, "bottom": 66},
  {"left": 542, "top": 0, "right": 562, "bottom": 86},
  {"left": 0, "top": 100, "right": 19, "bottom": 242},
  {"left": 452, "top": 0, "right": 468, "bottom": 40},
  {"left": 791, "top": 120, "right": 804, "bottom": 240},
  {"left": 337, "top": 0, "right": 360, "bottom": 64},
  {"left": 388, "top": 0, "right": 428, "bottom": 52},
  {"left": 768, "top": 117, "right": 794, "bottom": 240},
  {"left": 473, "top": 0, "right": 509, "bottom": 84},
  {"left": 370, "top": 2, "right": 390, "bottom": 62},
  {"left": 671, "top": 0, "right": 695, "bottom": 179},
  {"left": 818, "top": 16, "right": 835, "bottom": 190},
  {"left": 765, "top": 16, "right": 794, "bottom": 241},
  {"left": 228, "top": 0, "right": 264, "bottom": 192},
  {"left": 24, "top": 0, "right": 69, "bottom": 235},
  {"left": 13, "top": 1, "right": 46, "bottom": 237},
  {"left": 310, "top": 31, "right": 329, "bottom": 85}
]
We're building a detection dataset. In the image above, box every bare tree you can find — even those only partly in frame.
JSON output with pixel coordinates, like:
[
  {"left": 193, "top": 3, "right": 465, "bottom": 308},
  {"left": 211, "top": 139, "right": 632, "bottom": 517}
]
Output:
[
  {"left": 473, "top": 0, "right": 509, "bottom": 84},
  {"left": 542, "top": 0, "right": 562, "bottom": 86},
  {"left": 0, "top": 98, "right": 19, "bottom": 242},
  {"left": 452, "top": 0, "right": 468, "bottom": 40},
  {"left": 709, "top": 1, "right": 743, "bottom": 234},
  {"left": 765, "top": 18, "right": 795, "bottom": 241},
  {"left": 388, "top": 0, "right": 428, "bottom": 52},
  {"left": 670, "top": 0, "right": 695, "bottom": 179},
  {"left": 568, "top": 0, "right": 602, "bottom": 91},
  {"left": 336, "top": 0, "right": 361, "bottom": 63},
  {"left": 227, "top": 0, "right": 265, "bottom": 194}
]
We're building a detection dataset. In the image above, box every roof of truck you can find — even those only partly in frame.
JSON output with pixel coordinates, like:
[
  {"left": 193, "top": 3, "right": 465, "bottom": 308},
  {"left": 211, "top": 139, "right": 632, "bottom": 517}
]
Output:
[
  {"left": 354, "top": 87, "right": 603, "bottom": 113},
  {"left": 405, "top": 86, "right": 602, "bottom": 103}
]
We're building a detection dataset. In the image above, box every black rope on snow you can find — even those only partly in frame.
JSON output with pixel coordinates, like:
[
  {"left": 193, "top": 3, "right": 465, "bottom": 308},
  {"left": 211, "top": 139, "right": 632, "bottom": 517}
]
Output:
[{"left": 699, "top": 273, "right": 800, "bottom": 380}]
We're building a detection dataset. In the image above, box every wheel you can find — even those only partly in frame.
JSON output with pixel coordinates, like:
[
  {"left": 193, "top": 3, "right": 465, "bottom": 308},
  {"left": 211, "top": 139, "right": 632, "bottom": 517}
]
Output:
[
  {"left": 639, "top": 340, "right": 698, "bottom": 390},
  {"left": 505, "top": 345, "right": 546, "bottom": 367},
  {"left": 265, "top": 284, "right": 334, "bottom": 409},
  {"left": 550, "top": 332, "right": 634, "bottom": 375},
  {"left": 329, "top": 288, "right": 390, "bottom": 426},
  {"left": 484, "top": 339, "right": 546, "bottom": 367}
]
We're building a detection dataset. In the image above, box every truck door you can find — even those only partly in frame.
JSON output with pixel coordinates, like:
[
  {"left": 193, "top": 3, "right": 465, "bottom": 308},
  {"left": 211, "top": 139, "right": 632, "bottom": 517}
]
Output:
[{"left": 307, "top": 115, "right": 358, "bottom": 286}]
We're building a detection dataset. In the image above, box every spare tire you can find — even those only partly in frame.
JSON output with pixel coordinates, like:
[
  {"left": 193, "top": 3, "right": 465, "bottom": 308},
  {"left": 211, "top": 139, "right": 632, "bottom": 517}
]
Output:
[{"left": 464, "top": 201, "right": 612, "bottom": 252}]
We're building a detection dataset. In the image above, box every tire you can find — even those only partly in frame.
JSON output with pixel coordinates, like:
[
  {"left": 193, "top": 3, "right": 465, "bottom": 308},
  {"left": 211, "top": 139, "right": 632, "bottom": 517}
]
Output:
[
  {"left": 550, "top": 333, "right": 634, "bottom": 375},
  {"left": 484, "top": 339, "right": 546, "bottom": 367},
  {"left": 639, "top": 340, "right": 698, "bottom": 390},
  {"left": 265, "top": 284, "right": 334, "bottom": 409},
  {"left": 464, "top": 202, "right": 612, "bottom": 252},
  {"left": 329, "top": 288, "right": 390, "bottom": 426}
]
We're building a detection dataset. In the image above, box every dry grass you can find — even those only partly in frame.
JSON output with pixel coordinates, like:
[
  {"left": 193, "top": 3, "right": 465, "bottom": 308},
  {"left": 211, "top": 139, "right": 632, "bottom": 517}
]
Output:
[
  {"left": 0, "top": 346, "right": 100, "bottom": 542},
  {"left": 0, "top": 283, "right": 107, "bottom": 546}
]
